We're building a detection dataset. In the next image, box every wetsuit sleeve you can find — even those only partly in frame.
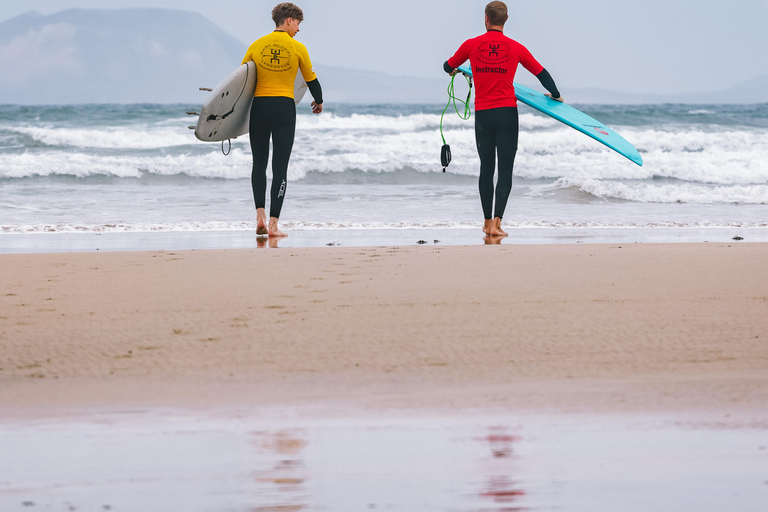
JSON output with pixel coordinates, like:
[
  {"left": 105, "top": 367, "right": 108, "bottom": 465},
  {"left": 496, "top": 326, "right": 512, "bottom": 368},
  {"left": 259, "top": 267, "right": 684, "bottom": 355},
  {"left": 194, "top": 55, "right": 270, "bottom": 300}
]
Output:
[
  {"left": 443, "top": 61, "right": 455, "bottom": 74},
  {"left": 295, "top": 41, "right": 318, "bottom": 83},
  {"left": 306, "top": 79, "right": 323, "bottom": 104},
  {"left": 536, "top": 68, "right": 561, "bottom": 99}
]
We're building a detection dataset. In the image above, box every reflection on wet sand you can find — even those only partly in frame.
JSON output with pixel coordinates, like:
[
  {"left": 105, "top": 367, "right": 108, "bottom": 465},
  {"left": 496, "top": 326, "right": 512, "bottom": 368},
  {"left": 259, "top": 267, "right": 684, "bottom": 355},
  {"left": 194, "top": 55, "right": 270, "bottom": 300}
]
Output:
[
  {"left": 476, "top": 426, "right": 528, "bottom": 511},
  {"left": 484, "top": 235, "right": 504, "bottom": 245},
  {"left": 252, "top": 429, "right": 308, "bottom": 512},
  {"left": 2, "top": 415, "right": 765, "bottom": 512},
  {"left": 256, "top": 237, "right": 281, "bottom": 249}
]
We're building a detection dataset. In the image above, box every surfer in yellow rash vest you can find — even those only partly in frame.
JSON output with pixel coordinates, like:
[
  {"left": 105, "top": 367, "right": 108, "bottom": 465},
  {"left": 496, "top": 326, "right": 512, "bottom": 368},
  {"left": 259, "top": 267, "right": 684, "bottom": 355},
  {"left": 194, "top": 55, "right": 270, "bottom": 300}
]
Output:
[{"left": 242, "top": 2, "right": 323, "bottom": 238}]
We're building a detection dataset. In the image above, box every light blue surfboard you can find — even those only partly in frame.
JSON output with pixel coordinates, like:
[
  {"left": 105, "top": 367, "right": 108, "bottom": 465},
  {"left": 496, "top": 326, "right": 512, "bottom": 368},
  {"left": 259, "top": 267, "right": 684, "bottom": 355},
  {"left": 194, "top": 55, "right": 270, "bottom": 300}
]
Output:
[{"left": 457, "top": 66, "right": 643, "bottom": 166}]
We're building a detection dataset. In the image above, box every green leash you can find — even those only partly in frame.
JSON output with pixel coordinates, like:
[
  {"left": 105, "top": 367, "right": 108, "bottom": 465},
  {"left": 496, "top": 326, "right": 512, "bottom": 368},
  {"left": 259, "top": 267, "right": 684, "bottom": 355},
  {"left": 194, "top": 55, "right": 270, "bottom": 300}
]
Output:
[{"left": 439, "top": 71, "right": 473, "bottom": 172}]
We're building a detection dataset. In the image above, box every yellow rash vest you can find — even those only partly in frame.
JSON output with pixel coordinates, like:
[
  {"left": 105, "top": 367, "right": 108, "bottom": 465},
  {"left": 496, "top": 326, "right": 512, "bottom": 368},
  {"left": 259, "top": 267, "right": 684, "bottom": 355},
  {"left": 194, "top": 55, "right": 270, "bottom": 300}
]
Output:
[{"left": 242, "top": 31, "right": 317, "bottom": 99}]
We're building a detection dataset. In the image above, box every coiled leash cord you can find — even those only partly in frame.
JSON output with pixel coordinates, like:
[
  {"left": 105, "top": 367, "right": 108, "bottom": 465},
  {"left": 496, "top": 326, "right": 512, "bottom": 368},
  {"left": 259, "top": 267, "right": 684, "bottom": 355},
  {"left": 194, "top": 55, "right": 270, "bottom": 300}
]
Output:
[{"left": 439, "top": 71, "right": 473, "bottom": 172}]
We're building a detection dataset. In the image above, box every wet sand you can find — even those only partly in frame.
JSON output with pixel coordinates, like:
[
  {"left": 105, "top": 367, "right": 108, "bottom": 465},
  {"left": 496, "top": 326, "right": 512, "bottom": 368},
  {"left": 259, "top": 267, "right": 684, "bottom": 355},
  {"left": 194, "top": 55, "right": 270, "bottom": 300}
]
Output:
[
  {"left": 2, "top": 242, "right": 767, "bottom": 419},
  {"left": 3, "top": 412, "right": 767, "bottom": 512}
]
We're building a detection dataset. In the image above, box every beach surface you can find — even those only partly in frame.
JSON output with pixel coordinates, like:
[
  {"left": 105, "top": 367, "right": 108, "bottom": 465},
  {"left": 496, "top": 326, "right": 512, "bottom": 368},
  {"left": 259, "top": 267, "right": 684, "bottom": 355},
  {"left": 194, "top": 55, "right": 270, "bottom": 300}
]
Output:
[{"left": 1, "top": 242, "right": 767, "bottom": 420}]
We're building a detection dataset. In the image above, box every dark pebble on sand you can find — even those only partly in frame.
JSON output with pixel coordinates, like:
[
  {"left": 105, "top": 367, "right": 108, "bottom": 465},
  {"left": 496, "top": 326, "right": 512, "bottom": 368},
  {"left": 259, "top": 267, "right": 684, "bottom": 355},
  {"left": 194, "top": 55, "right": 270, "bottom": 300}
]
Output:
[
  {"left": 417, "top": 240, "right": 427, "bottom": 244},
  {"left": 733, "top": 236, "right": 744, "bottom": 240}
]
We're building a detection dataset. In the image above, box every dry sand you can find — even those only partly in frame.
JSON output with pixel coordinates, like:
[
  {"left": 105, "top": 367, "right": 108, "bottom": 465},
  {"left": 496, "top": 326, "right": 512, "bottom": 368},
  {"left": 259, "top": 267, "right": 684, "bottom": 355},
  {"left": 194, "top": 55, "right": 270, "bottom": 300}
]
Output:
[{"left": 1, "top": 243, "right": 767, "bottom": 419}]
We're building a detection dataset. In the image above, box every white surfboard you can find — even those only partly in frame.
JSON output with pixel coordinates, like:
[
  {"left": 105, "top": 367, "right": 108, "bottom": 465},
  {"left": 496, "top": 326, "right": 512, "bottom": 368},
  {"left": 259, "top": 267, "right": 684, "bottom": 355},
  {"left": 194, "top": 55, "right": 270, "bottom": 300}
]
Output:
[{"left": 194, "top": 61, "right": 309, "bottom": 142}]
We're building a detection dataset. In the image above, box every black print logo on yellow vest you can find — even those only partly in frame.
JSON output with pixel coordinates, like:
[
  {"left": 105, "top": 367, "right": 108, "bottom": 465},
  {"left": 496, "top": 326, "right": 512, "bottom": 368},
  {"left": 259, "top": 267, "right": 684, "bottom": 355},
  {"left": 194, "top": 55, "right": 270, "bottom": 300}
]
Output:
[
  {"left": 260, "top": 44, "right": 292, "bottom": 72},
  {"left": 477, "top": 41, "right": 510, "bottom": 64}
]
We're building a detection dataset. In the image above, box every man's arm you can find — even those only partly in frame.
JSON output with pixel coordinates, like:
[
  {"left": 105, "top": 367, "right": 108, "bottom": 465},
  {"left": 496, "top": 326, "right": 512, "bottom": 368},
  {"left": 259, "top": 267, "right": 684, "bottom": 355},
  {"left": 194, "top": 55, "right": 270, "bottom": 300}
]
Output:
[
  {"left": 306, "top": 78, "right": 323, "bottom": 114},
  {"left": 306, "top": 79, "right": 323, "bottom": 104},
  {"left": 536, "top": 68, "right": 563, "bottom": 102}
]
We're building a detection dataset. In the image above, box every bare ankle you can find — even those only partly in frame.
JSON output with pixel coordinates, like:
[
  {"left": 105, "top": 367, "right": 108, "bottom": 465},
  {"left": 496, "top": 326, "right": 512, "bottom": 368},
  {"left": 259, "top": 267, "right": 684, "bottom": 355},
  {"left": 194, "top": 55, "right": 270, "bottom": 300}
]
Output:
[{"left": 268, "top": 217, "right": 287, "bottom": 238}]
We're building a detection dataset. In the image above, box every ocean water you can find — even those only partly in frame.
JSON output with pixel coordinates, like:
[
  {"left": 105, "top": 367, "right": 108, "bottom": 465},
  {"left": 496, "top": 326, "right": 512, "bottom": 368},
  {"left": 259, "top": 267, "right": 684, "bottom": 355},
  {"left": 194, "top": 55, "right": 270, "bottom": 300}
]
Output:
[{"left": 1, "top": 100, "right": 767, "bottom": 250}]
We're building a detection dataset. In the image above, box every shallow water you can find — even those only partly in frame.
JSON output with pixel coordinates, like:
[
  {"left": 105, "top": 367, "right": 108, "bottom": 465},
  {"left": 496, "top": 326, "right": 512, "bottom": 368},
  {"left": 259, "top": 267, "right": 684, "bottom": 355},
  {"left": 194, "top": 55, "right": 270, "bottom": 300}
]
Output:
[
  {"left": 1, "top": 411, "right": 766, "bottom": 511},
  {"left": 2, "top": 102, "right": 767, "bottom": 245}
]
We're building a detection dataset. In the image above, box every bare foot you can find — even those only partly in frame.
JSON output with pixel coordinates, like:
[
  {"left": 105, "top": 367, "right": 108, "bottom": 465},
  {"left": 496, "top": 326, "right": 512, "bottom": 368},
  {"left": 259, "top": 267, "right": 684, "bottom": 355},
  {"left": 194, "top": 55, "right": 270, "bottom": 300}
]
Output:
[
  {"left": 256, "top": 208, "right": 268, "bottom": 236},
  {"left": 482, "top": 219, "right": 493, "bottom": 235},
  {"left": 489, "top": 217, "right": 507, "bottom": 237},
  {"left": 268, "top": 217, "right": 287, "bottom": 238}
]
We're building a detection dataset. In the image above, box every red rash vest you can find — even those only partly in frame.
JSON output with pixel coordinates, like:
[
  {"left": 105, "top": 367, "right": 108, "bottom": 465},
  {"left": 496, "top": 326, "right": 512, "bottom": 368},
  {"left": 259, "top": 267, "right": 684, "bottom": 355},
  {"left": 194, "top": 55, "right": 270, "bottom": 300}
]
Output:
[{"left": 447, "top": 30, "right": 544, "bottom": 111}]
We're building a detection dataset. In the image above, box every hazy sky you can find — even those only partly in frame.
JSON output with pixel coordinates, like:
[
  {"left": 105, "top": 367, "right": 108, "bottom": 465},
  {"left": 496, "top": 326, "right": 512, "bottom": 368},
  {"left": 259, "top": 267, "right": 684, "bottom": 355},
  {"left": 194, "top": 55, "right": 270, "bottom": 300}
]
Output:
[{"left": 3, "top": 0, "right": 767, "bottom": 94}]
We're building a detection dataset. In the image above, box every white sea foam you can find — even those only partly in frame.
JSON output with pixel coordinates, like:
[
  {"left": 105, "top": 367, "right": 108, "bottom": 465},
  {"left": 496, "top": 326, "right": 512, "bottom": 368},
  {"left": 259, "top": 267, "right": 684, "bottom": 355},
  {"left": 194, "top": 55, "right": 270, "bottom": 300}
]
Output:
[
  {"left": 0, "top": 150, "right": 253, "bottom": 179},
  {"left": 3, "top": 122, "right": 767, "bottom": 192},
  {"left": 553, "top": 177, "right": 768, "bottom": 204},
  {"left": 297, "top": 111, "right": 554, "bottom": 132},
  {"left": 3, "top": 123, "right": 767, "bottom": 191},
  {"left": 6, "top": 112, "right": 552, "bottom": 152},
  {"left": 13, "top": 125, "right": 195, "bottom": 149},
  {"left": 3, "top": 113, "right": 767, "bottom": 209}
]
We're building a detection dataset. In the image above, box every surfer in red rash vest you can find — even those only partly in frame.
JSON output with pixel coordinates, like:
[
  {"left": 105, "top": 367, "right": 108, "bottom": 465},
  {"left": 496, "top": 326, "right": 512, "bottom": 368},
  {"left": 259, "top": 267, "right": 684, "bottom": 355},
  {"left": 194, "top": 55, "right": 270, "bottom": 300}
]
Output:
[{"left": 444, "top": 1, "right": 562, "bottom": 237}]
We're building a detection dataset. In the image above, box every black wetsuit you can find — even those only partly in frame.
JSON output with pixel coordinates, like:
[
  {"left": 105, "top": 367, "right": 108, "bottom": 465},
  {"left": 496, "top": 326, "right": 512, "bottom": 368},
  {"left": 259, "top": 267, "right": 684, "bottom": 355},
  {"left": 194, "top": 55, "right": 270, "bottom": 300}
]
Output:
[
  {"left": 474, "top": 106, "right": 519, "bottom": 220},
  {"left": 248, "top": 79, "right": 323, "bottom": 219}
]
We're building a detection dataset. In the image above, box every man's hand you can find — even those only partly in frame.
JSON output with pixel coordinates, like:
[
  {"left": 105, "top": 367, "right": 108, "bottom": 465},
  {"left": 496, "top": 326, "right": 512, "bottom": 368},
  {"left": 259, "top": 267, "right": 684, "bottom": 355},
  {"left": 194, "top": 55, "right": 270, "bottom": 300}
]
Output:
[
  {"left": 545, "top": 93, "right": 564, "bottom": 103},
  {"left": 311, "top": 101, "right": 323, "bottom": 114}
]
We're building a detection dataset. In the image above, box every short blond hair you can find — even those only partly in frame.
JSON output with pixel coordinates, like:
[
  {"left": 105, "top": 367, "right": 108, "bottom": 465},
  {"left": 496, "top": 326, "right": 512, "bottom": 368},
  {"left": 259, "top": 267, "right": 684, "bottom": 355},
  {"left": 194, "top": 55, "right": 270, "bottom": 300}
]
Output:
[
  {"left": 272, "top": 3, "right": 303, "bottom": 26},
  {"left": 485, "top": 1, "right": 508, "bottom": 26}
]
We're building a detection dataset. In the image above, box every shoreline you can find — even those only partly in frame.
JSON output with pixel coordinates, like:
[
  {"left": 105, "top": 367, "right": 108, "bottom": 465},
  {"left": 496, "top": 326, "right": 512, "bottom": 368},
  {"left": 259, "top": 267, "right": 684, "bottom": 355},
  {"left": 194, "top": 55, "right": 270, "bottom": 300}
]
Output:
[
  {"left": 1, "top": 226, "right": 767, "bottom": 254},
  {"left": 2, "top": 242, "right": 767, "bottom": 421}
]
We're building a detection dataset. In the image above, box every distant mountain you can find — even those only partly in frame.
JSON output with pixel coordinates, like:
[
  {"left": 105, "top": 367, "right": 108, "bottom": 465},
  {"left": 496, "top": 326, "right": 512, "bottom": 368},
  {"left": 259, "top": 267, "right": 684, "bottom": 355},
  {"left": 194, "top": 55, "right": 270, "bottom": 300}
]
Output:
[
  {"left": 723, "top": 74, "right": 768, "bottom": 103},
  {"left": 0, "top": 8, "right": 450, "bottom": 105},
  {"left": 1, "top": 9, "right": 766, "bottom": 105},
  {"left": 560, "top": 73, "right": 768, "bottom": 105},
  {"left": 0, "top": 9, "right": 244, "bottom": 104}
]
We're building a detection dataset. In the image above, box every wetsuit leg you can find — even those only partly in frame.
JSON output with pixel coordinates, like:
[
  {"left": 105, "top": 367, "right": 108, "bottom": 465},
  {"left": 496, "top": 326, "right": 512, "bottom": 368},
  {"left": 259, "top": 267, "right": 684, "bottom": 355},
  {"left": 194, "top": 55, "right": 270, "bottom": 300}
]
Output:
[
  {"left": 248, "top": 97, "right": 296, "bottom": 219},
  {"left": 249, "top": 98, "right": 271, "bottom": 212},
  {"left": 475, "top": 109, "right": 497, "bottom": 220},
  {"left": 474, "top": 107, "right": 519, "bottom": 220},
  {"left": 493, "top": 107, "right": 519, "bottom": 219},
  {"left": 268, "top": 98, "right": 296, "bottom": 219}
]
